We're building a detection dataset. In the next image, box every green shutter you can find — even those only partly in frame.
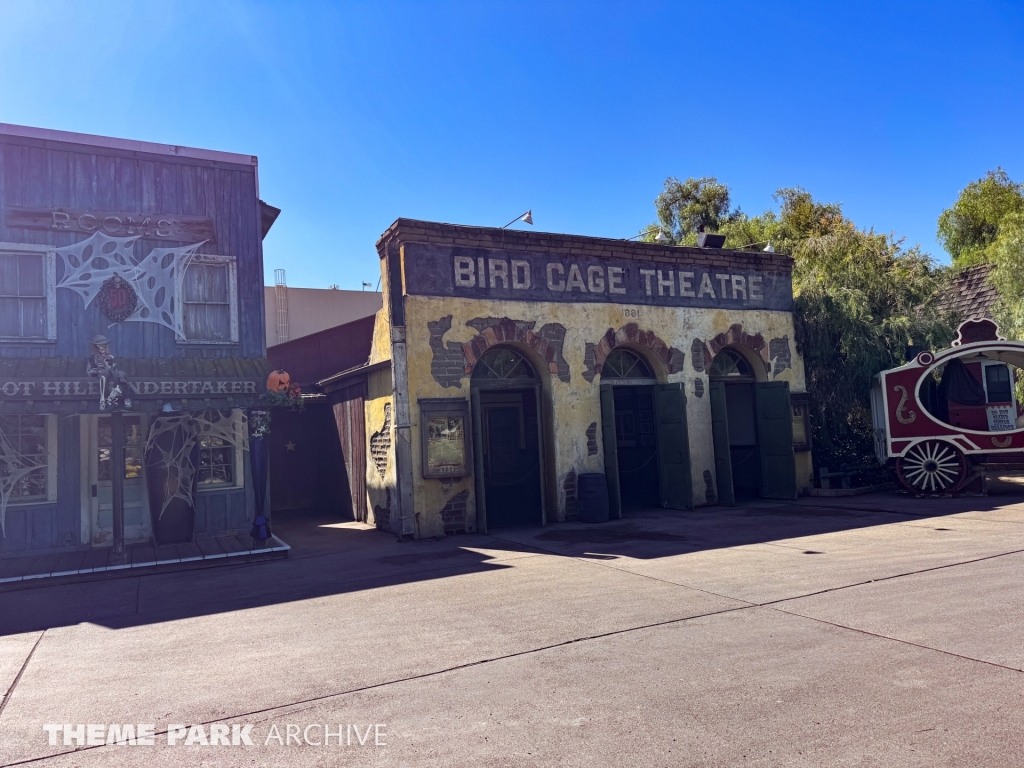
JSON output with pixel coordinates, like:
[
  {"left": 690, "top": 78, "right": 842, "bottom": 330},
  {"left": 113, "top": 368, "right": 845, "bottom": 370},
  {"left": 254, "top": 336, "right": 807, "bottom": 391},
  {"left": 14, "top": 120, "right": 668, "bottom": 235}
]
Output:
[
  {"left": 654, "top": 383, "right": 694, "bottom": 509},
  {"left": 599, "top": 383, "right": 622, "bottom": 518},
  {"left": 755, "top": 381, "right": 797, "bottom": 500},
  {"left": 471, "top": 388, "right": 488, "bottom": 533},
  {"left": 709, "top": 380, "right": 735, "bottom": 506}
]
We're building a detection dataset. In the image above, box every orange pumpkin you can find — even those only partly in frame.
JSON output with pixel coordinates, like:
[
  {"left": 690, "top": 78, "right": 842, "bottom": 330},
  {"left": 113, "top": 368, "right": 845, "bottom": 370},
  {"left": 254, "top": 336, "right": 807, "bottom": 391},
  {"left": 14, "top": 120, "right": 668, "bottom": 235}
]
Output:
[{"left": 267, "top": 369, "right": 291, "bottom": 392}]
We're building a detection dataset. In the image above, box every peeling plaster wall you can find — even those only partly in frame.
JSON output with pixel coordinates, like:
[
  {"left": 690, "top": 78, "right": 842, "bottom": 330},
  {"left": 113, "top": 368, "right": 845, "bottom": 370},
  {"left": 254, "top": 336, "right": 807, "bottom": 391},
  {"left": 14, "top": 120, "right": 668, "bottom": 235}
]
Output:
[
  {"left": 364, "top": 366, "right": 396, "bottom": 531},
  {"left": 401, "top": 296, "right": 807, "bottom": 535}
]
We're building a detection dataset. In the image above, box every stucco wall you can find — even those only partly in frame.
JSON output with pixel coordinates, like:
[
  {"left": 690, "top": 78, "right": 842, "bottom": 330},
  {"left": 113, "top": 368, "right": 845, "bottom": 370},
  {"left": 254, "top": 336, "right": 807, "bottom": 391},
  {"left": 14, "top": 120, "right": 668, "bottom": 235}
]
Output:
[{"left": 401, "top": 294, "right": 808, "bottom": 537}]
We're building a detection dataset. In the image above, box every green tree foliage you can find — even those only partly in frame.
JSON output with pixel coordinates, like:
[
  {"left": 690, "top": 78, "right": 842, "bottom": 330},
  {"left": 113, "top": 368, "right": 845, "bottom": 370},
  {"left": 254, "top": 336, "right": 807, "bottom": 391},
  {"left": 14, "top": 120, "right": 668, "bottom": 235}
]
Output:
[
  {"left": 645, "top": 179, "right": 955, "bottom": 467},
  {"left": 937, "top": 168, "right": 1024, "bottom": 266},
  {"left": 987, "top": 211, "right": 1024, "bottom": 338},
  {"left": 643, "top": 176, "right": 739, "bottom": 244}
]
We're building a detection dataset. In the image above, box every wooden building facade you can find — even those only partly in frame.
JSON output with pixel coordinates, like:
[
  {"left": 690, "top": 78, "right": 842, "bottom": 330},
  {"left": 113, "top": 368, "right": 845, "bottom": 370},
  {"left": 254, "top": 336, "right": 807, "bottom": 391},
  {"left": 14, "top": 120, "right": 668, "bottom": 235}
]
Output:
[{"left": 0, "top": 123, "right": 277, "bottom": 558}]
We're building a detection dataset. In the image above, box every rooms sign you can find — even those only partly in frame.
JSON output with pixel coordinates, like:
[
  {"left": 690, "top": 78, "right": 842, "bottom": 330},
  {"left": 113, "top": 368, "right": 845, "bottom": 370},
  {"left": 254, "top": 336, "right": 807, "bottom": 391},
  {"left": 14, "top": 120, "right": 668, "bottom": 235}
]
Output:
[{"left": 402, "top": 244, "right": 793, "bottom": 311}]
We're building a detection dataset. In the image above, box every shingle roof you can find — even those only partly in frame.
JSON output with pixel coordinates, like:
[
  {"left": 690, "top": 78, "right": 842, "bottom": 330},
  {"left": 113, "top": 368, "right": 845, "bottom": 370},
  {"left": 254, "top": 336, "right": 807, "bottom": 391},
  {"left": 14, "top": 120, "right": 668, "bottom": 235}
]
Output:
[{"left": 934, "top": 262, "right": 999, "bottom": 319}]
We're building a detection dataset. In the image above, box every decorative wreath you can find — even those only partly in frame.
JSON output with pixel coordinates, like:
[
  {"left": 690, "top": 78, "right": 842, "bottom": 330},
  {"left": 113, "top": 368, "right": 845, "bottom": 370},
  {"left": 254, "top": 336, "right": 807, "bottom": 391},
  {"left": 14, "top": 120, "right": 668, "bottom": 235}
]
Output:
[{"left": 97, "top": 274, "right": 139, "bottom": 322}]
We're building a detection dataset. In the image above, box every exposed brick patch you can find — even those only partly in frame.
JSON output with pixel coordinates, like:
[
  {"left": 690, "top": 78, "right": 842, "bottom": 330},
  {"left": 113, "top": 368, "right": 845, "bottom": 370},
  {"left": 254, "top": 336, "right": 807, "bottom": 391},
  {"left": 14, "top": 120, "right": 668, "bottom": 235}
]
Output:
[
  {"left": 691, "top": 338, "right": 706, "bottom": 372},
  {"left": 370, "top": 403, "right": 392, "bottom": 479},
  {"left": 428, "top": 315, "right": 468, "bottom": 388},
  {"left": 703, "top": 470, "right": 716, "bottom": 504},
  {"left": 563, "top": 469, "right": 578, "bottom": 520},
  {"left": 374, "top": 488, "right": 392, "bottom": 530},
  {"left": 583, "top": 323, "right": 686, "bottom": 380},
  {"left": 769, "top": 336, "right": 792, "bottom": 376},
  {"left": 707, "top": 323, "right": 769, "bottom": 374},
  {"left": 586, "top": 423, "right": 599, "bottom": 455},
  {"left": 462, "top": 317, "right": 570, "bottom": 383},
  {"left": 693, "top": 378, "right": 705, "bottom": 398},
  {"left": 440, "top": 488, "right": 470, "bottom": 533}
]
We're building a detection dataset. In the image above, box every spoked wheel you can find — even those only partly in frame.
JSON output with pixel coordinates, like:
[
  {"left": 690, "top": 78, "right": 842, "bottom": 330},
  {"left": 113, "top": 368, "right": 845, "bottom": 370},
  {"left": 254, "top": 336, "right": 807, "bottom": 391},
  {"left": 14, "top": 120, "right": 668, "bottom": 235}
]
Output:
[{"left": 896, "top": 440, "right": 968, "bottom": 495}]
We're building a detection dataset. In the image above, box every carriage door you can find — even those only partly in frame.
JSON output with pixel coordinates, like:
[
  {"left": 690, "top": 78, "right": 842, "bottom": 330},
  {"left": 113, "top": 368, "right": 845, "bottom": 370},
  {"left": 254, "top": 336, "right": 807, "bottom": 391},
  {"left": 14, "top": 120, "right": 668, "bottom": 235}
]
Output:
[{"left": 86, "top": 414, "right": 152, "bottom": 545}]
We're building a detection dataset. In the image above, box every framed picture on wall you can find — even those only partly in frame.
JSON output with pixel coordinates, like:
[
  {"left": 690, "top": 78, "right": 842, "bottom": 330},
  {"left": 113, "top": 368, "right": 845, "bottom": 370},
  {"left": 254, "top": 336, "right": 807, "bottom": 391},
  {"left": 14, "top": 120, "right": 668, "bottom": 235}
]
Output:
[
  {"left": 791, "top": 392, "right": 812, "bottom": 452},
  {"left": 419, "top": 398, "right": 471, "bottom": 479}
]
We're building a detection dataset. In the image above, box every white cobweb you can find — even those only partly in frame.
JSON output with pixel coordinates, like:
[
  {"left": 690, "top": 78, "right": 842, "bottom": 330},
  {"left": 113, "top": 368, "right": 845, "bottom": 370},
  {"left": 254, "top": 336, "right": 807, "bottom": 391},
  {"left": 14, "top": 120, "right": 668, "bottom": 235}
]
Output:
[
  {"left": 0, "top": 425, "right": 45, "bottom": 537},
  {"left": 145, "top": 411, "right": 249, "bottom": 520},
  {"left": 55, "top": 232, "right": 205, "bottom": 339}
]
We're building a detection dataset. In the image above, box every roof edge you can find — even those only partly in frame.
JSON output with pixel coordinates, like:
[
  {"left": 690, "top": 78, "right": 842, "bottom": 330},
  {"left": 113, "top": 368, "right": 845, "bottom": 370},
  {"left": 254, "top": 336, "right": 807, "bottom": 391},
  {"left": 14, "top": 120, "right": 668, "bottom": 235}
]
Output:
[{"left": 0, "top": 122, "right": 258, "bottom": 169}]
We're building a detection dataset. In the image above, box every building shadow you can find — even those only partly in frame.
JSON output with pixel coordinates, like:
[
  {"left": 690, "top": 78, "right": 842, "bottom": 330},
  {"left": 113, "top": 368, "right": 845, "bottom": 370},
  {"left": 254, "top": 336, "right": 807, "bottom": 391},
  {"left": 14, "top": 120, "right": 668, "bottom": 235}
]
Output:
[{"left": 2, "top": 490, "right": 1022, "bottom": 637}]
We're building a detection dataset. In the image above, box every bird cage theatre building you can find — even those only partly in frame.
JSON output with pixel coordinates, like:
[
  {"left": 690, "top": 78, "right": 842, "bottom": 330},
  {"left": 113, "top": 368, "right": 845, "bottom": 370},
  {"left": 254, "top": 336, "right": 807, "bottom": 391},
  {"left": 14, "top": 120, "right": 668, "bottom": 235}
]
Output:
[
  {"left": 340, "top": 219, "right": 812, "bottom": 539},
  {"left": 0, "top": 123, "right": 278, "bottom": 565}
]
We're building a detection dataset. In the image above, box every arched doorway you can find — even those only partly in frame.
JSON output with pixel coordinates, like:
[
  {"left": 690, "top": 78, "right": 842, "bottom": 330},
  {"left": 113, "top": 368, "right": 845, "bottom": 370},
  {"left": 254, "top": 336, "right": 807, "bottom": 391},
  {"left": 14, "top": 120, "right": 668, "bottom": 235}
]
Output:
[
  {"left": 601, "top": 349, "right": 660, "bottom": 510},
  {"left": 599, "top": 347, "right": 693, "bottom": 514},
  {"left": 470, "top": 346, "right": 546, "bottom": 530},
  {"left": 709, "top": 348, "right": 761, "bottom": 501},
  {"left": 709, "top": 346, "right": 796, "bottom": 504}
]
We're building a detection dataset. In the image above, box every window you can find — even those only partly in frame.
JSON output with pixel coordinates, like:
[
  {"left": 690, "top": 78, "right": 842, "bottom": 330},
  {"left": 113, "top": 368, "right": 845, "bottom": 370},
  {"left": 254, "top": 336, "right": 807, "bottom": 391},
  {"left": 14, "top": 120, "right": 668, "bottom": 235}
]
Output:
[
  {"left": 419, "top": 398, "right": 471, "bottom": 479},
  {"left": 791, "top": 392, "right": 812, "bottom": 452},
  {"left": 98, "top": 415, "right": 145, "bottom": 481},
  {"left": 180, "top": 256, "right": 238, "bottom": 343},
  {"left": 984, "top": 363, "right": 1014, "bottom": 404},
  {"left": 198, "top": 436, "right": 235, "bottom": 486},
  {"left": 709, "top": 348, "right": 755, "bottom": 380},
  {"left": 472, "top": 347, "right": 536, "bottom": 381},
  {"left": 0, "top": 414, "right": 56, "bottom": 503},
  {"left": 0, "top": 246, "right": 54, "bottom": 340},
  {"left": 602, "top": 348, "right": 655, "bottom": 380}
]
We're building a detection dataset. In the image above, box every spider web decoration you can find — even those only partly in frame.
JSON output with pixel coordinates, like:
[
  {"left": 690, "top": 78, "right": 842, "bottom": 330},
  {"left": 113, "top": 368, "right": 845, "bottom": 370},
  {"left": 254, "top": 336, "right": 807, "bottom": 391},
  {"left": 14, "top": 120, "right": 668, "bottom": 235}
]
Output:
[
  {"left": 145, "top": 411, "right": 249, "bottom": 519},
  {"left": 55, "top": 232, "right": 205, "bottom": 339},
  {"left": 0, "top": 424, "right": 44, "bottom": 537}
]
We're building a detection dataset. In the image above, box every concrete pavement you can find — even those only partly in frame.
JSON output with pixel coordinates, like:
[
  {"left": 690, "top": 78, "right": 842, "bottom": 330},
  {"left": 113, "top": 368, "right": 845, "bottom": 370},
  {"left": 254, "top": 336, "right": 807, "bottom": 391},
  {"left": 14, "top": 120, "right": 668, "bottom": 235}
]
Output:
[{"left": 1, "top": 494, "right": 1024, "bottom": 766}]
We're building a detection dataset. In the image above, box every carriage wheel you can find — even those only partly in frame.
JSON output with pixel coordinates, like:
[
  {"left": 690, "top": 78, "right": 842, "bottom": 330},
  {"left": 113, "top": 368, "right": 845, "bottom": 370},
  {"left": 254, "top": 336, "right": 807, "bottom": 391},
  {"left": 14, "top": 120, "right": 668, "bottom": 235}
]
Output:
[{"left": 896, "top": 440, "right": 968, "bottom": 495}]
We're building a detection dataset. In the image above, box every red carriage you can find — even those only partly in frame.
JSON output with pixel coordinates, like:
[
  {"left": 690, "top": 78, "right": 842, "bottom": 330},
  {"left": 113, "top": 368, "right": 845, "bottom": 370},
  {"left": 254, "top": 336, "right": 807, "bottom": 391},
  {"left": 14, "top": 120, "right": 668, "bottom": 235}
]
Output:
[{"left": 871, "top": 318, "right": 1024, "bottom": 495}]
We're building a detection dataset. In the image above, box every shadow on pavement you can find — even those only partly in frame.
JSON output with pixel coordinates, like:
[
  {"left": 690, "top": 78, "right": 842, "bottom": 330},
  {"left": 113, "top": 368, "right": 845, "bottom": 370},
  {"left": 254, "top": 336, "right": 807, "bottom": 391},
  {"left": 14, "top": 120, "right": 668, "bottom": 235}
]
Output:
[{"left": 2, "top": 491, "right": 1022, "bottom": 636}]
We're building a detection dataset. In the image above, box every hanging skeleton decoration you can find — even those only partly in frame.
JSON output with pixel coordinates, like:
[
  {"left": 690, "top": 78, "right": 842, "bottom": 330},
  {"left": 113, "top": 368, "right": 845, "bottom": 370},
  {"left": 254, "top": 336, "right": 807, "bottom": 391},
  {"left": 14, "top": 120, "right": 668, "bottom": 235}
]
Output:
[
  {"left": 86, "top": 335, "right": 132, "bottom": 410},
  {"left": 0, "top": 424, "right": 44, "bottom": 537},
  {"left": 55, "top": 232, "right": 205, "bottom": 339},
  {"left": 145, "top": 410, "right": 249, "bottom": 519}
]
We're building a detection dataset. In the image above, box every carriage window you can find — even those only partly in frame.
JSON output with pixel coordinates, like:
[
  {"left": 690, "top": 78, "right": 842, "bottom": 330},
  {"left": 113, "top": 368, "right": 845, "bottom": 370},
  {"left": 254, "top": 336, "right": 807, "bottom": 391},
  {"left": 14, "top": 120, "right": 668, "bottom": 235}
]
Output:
[{"left": 985, "top": 364, "right": 1013, "bottom": 404}]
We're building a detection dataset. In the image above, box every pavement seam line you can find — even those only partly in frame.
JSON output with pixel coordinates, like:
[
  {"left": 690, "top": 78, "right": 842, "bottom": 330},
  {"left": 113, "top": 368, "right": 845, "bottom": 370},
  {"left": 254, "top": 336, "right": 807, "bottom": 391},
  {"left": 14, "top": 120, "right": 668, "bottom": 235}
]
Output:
[
  {"left": 766, "top": 605, "right": 1024, "bottom": 675},
  {"left": 0, "top": 604, "right": 754, "bottom": 767},
  {"left": 0, "top": 630, "right": 45, "bottom": 722}
]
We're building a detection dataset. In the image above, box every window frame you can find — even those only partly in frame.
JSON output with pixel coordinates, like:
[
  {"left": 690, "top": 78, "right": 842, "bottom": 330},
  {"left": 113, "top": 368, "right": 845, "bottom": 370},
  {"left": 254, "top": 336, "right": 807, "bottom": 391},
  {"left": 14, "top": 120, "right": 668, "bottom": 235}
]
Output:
[
  {"left": 982, "top": 361, "right": 1014, "bottom": 404},
  {"left": 0, "top": 242, "right": 57, "bottom": 342},
  {"left": 176, "top": 253, "right": 239, "bottom": 345},
  {"left": 194, "top": 410, "right": 246, "bottom": 492},
  {"left": 418, "top": 398, "right": 472, "bottom": 479},
  {"left": 0, "top": 413, "right": 58, "bottom": 506}
]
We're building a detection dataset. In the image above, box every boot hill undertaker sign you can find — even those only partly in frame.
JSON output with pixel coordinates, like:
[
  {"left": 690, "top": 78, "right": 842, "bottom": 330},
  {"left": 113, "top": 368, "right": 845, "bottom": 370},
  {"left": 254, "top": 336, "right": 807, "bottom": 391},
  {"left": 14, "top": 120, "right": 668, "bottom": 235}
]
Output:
[{"left": 402, "top": 243, "right": 793, "bottom": 310}]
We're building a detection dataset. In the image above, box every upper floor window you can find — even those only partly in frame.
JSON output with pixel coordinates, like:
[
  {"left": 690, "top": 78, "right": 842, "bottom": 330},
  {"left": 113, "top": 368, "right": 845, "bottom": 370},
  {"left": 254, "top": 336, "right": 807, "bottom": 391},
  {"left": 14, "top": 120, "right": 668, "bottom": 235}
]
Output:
[
  {"left": 0, "top": 246, "right": 55, "bottom": 341},
  {"left": 179, "top": 255, "right": 238, "bottom": 344}
]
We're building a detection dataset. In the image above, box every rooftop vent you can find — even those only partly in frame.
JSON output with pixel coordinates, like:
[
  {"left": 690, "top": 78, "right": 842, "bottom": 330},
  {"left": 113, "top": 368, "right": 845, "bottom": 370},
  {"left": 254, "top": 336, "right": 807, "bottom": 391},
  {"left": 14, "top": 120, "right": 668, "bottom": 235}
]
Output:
[{"left": 697, "top": 232, "right": 726, "bottom": 249}]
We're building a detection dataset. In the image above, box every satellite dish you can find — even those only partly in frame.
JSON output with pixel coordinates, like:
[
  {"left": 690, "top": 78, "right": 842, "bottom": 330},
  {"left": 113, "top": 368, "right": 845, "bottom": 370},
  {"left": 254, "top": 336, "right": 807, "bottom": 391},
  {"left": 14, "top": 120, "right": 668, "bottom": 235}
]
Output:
[{"left": 655, "top": 231, "right": 670, "bottom": 242}]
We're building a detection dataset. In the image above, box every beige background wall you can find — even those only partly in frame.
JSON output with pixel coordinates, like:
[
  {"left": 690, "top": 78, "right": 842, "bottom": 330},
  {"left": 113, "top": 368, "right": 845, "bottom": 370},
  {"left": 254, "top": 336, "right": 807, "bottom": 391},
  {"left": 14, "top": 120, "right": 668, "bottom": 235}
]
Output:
[{"left": 264, "top": 286, "right": 382, "bottom": 346}]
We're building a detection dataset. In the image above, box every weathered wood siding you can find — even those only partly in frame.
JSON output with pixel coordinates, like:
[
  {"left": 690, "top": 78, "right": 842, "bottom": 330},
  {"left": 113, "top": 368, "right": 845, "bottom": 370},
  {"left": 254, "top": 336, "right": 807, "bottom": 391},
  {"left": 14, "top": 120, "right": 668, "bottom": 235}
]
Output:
[{"left": 0, "top": 134, "right": 265, "bottom": 359}]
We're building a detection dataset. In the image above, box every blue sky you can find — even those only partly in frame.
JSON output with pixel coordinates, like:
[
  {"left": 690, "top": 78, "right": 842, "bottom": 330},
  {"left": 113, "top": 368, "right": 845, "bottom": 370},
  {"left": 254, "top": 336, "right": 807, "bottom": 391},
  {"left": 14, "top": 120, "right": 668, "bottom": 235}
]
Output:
[{"left": 1, "top": 1, "right": 1022, "bottom": 288}]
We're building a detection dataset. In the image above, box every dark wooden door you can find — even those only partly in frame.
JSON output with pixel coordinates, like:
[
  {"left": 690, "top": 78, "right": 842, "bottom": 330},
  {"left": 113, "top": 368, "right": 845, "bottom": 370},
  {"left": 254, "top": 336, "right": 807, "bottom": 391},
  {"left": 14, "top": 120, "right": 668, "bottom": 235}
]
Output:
[
  {"left": 755, "top": 381, "right": 797, "bottom": 499},
  {"left": 600, "top": 383, "right": 622, "bottom": 518},
  {"left": 710, "top": 380, "right": 735, "bottom": 506},
  {"left": 654, "top": 383, "right": 693, "bottom": 509}
]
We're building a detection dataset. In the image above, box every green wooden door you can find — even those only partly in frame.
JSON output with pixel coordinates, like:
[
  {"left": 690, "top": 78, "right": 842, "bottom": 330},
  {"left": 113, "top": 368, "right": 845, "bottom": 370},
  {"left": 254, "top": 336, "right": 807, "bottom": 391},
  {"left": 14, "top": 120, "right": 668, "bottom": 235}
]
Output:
[
  {"left": 654, "top": 383, "right": 693, "bottom": 509},
  {"left": 599, "top": 383, "right": 622, "bottom": 518},
  {"left": 755, "top": 381, "right": 797, "bottom": 500},
  {"left": 709, "top": 380, "right": 735, "bottom": 506},
  {"left": 471, "top": 388, "right": 488, "bottom": 532}
]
